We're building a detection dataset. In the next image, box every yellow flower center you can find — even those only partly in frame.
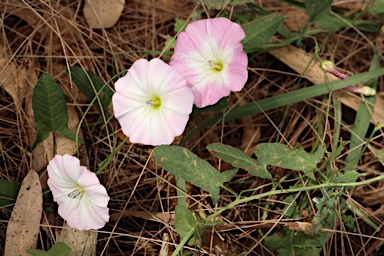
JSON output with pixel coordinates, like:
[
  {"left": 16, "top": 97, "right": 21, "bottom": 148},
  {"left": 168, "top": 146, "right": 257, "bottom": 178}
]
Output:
[
  {"left": 208, "top": 60, "right": 223, "bottom": 73},
  {"left": 146, "top": 95, "right": 162, "bottom": 110}
]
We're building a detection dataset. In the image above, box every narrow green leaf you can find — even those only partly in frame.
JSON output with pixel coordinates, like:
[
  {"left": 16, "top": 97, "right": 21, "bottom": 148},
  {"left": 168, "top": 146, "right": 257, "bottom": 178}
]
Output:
[
  {"left": 345, "top": 51, "right": 380, "bottom": 170},
  {"left": 333, "top": 170, "right": 366, "bottom": 183},
  {"left": 153, "top": 145, "right": 237, "bottom": 204},
  {"left": 26, "top": 242, "right": 71, "bottom": 256},
  {"left": 65, "top": 66, "right": 113, "bottom": 118},
  {"left": 0, "top": 180, "right": 20, "bottom": 210},
  {"left": 242, "top": 14, "right": 285, "bottom": 53},
  {"left": 254, "top": 143, "right": 324, "bottom": 180},
  {"left": 305, "top": 0, "right": 332, "bottom": 22},
  {"left": 207, "top": 143, "right": 272, "bottom": 180},
  {"left": 32, "top": 73, "right": 79, "bottom": 149},
  {"left": 181, "top": 68, "right": 384, "bottom": 144}
]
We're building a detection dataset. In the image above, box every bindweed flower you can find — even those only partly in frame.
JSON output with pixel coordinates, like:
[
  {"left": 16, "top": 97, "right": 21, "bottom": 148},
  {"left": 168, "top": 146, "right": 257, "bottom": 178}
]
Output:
[
  {"left": 112, "top": 58, "right": 194, "bottom": 146},
  {"left": 344, "top": 85, "right": 376, "bottom": 96},
  {"left": 320, "top": 60, "right": 348, "bottom": 81},
  {"left": 47, "top": 154, "right": 109, "bottom": 230},
  {"left": 170, "top": 17, "right": 248, "bottom": 108}
]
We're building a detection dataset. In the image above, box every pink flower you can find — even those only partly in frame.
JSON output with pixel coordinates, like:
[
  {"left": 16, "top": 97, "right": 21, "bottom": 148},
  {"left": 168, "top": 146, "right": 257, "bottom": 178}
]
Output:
[
  {"left": 112, "top": 58, "right": 194, "bottom": 146},
  {"left": 47, "top": 154, "right": 109, "bottom": 230},
  {"left": 344, "top": 85, "right": 376, "bottom": 96},
  {"left": 320, "top": 60, "right": 348, "bottom": 81},
  {"left": 170, "top": 17, "right": 248, "bottom": 108}
]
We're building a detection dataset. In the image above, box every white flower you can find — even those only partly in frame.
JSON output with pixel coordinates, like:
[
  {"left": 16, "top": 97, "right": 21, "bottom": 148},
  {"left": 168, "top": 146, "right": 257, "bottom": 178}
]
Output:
[
  {"left": 47, "top": 154, "right": 109, "bottom": 230},
  {"left": 112, "top": 58, "right": 194, "bottom": 146}
]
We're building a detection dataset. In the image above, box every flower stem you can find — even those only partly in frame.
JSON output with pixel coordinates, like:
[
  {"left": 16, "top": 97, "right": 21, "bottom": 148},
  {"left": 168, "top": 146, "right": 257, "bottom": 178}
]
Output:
[{"left": 204, "top": 174, "right": 384, "bottom": 223}]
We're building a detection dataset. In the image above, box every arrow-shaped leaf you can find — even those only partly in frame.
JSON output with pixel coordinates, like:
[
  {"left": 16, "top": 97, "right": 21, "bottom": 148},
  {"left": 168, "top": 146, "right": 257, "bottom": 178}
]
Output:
[
  {"left": 153, "top": 145, "right": 237, "bottom": 204},
  {"left": 254, "top": 143, "right": 325, "bottom": 180},
  {"left": 207, "top": 143, "right": 272, "bottom": 180},
  {"left": 31, "top": 73, "right": 79, "bottom": 150}
]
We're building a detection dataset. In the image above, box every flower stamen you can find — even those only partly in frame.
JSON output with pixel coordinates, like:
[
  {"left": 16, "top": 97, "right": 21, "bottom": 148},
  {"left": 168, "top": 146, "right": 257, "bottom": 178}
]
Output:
[
  {"left": 146, "top": 95, "right": 161, "bottom": 109},
  {"left": 208, "top": 60, "right": 223, "bottom": 73},
  {"left": 68, "top": 188, "right": 83, "bottom": 199}
]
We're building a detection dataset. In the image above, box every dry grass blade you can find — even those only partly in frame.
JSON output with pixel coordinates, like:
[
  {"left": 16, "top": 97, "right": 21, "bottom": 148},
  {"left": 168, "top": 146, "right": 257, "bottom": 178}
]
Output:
[{"left": 4, "top": 170, "right": 42, "bottom": 256}]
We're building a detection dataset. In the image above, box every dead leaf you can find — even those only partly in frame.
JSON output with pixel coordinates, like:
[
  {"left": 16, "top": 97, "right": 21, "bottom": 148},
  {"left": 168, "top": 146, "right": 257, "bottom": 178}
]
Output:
[
  {"left": 268, "top": 44, "right": 338, "bottom": 85},
  {"left": 84, "top": 0, "right": 125, "bottom": 29},
  {"left": 4, "top": 170, "right": 42, "bottom": 256},
  {"left": 56, "top": 223, "right": 97, "bottom": 256},
  {"left": 0, "top": 58, "right": 29, "bottom": 107},
  {"left": 285, "top": 221, "right": 313, "bottom": 235}
]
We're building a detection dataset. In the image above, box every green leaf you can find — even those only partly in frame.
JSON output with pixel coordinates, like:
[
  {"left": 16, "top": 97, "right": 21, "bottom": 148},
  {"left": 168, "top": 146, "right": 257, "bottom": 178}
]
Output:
[
  {"left": 31, "top": 73, "right": 79, "bottom": 150},
  {"left": 175, "top": 205, "right": 198, "bottom": 246},
  {"left": 265, "top": 231, "right": 321, "bottom": 256},
  {"left": 366, "top": 0, "right": 384, "bottom": 14},
  {"left": 26, "top": 242, "right": 71, "bottom": 256},
  {"left": 345, "top": 51, "right": 380, "bottom": 170},
  {"left": 207, "top": 143, "right": 272, "bottom": 180},
  {"left": 242, "top": 14, "right": 285, "bottom": 53},
  {"left": 65, "top": 66, "right": 113, "bottom": 118},
  {"left": 153, "top": 145, "right": 237, "bottom": 204},
  {"left": 333, "top": 170, "right": 366, "bottom": 183},
  {"left": 254, "top": 143, "right": 325, "bottom": 180},
  {"left": 0, "top": 180, "right": 20, "bottom": 210},
  {"left": 174, "top": 18, "right": 186, "bottom": 32},
  {"left": 204, "top": 0, "right": 252, "bottom": 9},
  {"left": 305, "top": 0, "right": 332, "bottom": 22},
  {"left": 315, "top": 14, "right": 345, "bottom": 30}
]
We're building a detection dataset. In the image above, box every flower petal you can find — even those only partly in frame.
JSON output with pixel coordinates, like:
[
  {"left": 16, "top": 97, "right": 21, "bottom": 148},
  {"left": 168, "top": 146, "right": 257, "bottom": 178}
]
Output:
[
  {"left": 112, "top": 58, "right": 193, "bottom": 145},
  {"left": 47, "top": 154, "right": 110, "bottom": 230},
  {"left": 170, "top": 17, "right": 248, "bottom": 108}
]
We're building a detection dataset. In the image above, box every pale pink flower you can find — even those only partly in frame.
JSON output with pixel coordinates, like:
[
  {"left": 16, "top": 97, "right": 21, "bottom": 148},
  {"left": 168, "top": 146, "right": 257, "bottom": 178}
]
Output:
[
  {"left": 344, "top": 85, "right": 376, "bottom": 96},
  {"left": 170, "top": 17, "right": 248, "bottom": 108},
  {"left": 47, "top": 154, "right": 109, "bottom": 230},
  {"left": 112, "top": 58, "right": 194, "bottom": 146},
  {"left": 320, "top": 60, "right": 348, "bottom": 81}
]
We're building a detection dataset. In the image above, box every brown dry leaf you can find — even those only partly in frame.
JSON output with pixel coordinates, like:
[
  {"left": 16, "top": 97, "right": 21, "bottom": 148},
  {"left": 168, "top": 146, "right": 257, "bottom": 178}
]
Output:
[
  {"left": 84, "top": 0, "right": 125, "bottom": 29},
  {"left": 4, "top": 171, "right": 42, "bottom": 256},
  {"left": 56, "top": 223, "right": 97, "bottom": 256},
  {"left": 0, "top": 58, "right": 29, "bottom": 107},
  {"left": 285, "top": 221, "right": 313, "bottom": 235},
  {"left": 268, "top": 44, "right": 337, "bottom": 84}
]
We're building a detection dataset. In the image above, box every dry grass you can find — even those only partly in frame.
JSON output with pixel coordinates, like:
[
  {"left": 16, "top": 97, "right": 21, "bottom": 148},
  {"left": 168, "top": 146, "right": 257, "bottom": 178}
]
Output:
[{"left": 1, "top": 0, "right": 384, "bottom": 255}]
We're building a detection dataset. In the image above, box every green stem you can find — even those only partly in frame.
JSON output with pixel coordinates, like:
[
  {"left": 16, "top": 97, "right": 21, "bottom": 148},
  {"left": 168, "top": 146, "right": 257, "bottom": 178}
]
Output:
[
  {"left": 172, "top": 228, "right": 195, "bottom": 256},
  {"left": 204, "top": 174, "right": 384, "bottom": 223}
]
